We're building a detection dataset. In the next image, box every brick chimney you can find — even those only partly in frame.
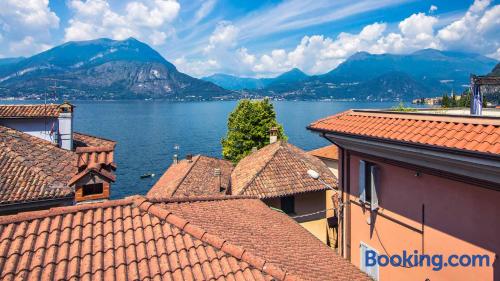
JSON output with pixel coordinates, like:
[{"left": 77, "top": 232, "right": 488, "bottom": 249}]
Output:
[
  {"left": 58, "top": 102, "right": 74, "bottom": 150},
  {"left": 269, "top": 127, "right": 278, "bottom": 144}
]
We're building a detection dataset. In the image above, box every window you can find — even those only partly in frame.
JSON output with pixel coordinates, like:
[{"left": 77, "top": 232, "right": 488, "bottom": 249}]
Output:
[
  {"left": 280, "top": 196, "right": 295, "bottom": 214},
  {"left": 82, "top": 183, "right": 104, "bottom": 196},
  {"left": 359, "top": 160, "right": 379, "bottom": 211},
  {"left": 360, "top": 242, "right": 379, "bottom": 280}
]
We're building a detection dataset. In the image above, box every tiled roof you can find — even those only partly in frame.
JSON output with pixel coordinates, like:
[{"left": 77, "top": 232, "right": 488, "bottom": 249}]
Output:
[
  {"left": 0, "top": 196, "right": 370, "bottom": 281},
  {"left": 147, "top": 155, "right": 234, "bottom": 199},
  {"left": 73, "top": 132, "right": 116, "bottom": 149},
  {"left": 0, "top": 125, "right": 75, "bottom": 205},
  {"left": 309, "top": 145, "right": 339, "bottom": 160},
  {"left": 0, "top": 125, "right": 117, "bottom": 207},
  {"left": 308, "top": 110, "right": 500, "bottom": 155},
  {"left": 160, "top": 196, "right": 369, "bottom": 281},
  {"left": 0, "top": 104, "right": 60, "bottom": 118},
  {"left": 231, "top": 141, "right": 337, "bottom": 198}
]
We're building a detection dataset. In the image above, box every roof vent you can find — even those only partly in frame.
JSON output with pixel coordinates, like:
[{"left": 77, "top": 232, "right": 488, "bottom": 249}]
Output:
[{"left": 186, "top": 154, "right": 193, "bottom": 162}]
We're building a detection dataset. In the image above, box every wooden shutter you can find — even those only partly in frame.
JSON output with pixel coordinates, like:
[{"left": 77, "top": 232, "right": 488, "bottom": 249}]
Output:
[
  {"left": 370, "top": 165, "right": 379, "bottom": 211},
  {"left": 359, "top": 160, "right": 366, "bottom": 202}
]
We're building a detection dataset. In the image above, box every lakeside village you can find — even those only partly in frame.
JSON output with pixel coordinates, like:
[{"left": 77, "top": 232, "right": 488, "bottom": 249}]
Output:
[{"left": 0, "top": 76, "right": 499, "bottom": 281}]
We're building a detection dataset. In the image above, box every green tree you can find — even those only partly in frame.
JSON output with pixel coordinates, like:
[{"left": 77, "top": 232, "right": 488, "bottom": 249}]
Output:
[
  {"left": 221, "top": 99, "right": 286, "bottom": 162},
  {"left": 441, "top": 93, "right": 451, "bottom": 108}
]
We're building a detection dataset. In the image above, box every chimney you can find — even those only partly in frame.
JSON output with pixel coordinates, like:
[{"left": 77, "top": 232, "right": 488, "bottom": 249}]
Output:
[
  {"left": 58, "top": 102, "right": 74, "bottom": 150},
  {"left": 269, "top": 127, "right": 278, "bottom": 144},
  {"left": 251, "top": 147, "right": 258, "bottom": 153},
  {"left": 214, "top": 168, "right": 224, "bottom": 193},
  {"left": 173, "top": 154, "right": 178, "bottom": 164},
  {"left": 186, "top": 154, "right": 193, "bottom": 162}
]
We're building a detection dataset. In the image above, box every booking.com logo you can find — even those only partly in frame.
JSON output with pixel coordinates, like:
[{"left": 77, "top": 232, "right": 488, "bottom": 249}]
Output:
[{"left": 366, "top": 250, "right": 491, "bottom": 271}]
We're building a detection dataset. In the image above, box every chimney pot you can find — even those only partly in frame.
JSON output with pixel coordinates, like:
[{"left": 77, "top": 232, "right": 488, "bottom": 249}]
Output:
[
  {"left": 269, "top": 127, "right": 278, "bottom": 144},
  {"left": 173, "top": 154, "right": 178, "bottom": 164}
]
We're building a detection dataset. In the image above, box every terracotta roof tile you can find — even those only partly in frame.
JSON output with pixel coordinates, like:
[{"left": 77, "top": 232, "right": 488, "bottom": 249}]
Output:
[
  {"left": 231, "top": 141, "right": 337, "bottom": 198},
  {"left": 0, "top": 125, "right": 75, "bottom": 205},
  {"left": 0, "top": 196, "right": 370, "bottom": 280},
  {"left": 160, "top": 196, "right": 370, "bottom": 281},
  {"left": 0, "top": 125, "right": 117, "bottom": 207},
  {"left": 0, "top": 104, "right": 60, "bottom": 118},
  {"left": 73, "top": 132, "right": 116, "bottom": 149},
  {"left": 147, "top": 155, "right": 234, "bottom": 199},
  {"left": 308, "top": 110, "right": 500, "bottom": 156},
  {"left": 308, "top": 145, "right": 339, "bottom": 160}
]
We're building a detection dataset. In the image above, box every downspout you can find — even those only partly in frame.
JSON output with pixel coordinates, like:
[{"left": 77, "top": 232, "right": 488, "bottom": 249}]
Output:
[{"left": 321, "top": 132, "right": 350, "bottom": 259}]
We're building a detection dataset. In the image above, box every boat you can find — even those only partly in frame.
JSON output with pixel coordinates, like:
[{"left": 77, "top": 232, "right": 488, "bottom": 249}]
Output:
[{"left": 140, "top": 173, "right": 155, "bottom": 179}]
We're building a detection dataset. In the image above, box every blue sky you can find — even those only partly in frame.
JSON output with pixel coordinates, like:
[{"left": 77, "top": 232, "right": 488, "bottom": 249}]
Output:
[{"left": 1, "top": 0, "right": 499, "bottom": 77}]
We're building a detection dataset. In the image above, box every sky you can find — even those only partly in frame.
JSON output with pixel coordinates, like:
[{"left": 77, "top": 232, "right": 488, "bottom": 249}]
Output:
[{"left": 0, "top": 0, "right": 499, "bottom": 78}]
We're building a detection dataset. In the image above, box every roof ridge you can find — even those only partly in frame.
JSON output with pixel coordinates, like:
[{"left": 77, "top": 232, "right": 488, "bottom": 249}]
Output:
[
  {"left": 0, "top": 197, "right": 135, "bottom": 225},
  {"left": 0, "top": 103, "right": 59, "bottom": 107},
  {"left": 73, "top": 131, "right": 117, "bottom": 145},
  {"left": 133, "top": 196, "right": 301, "bottom": 281},
  {"left": 236, "top": 142, "right": 283, "bottom": 196},
  {"left": 147, "top": 194, "right": 257, "bottom": 203}
]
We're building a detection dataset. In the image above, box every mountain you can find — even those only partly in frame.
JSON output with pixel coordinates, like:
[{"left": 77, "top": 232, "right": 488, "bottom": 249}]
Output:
[
  {"left": 203, "top": 49, "right": 496, "bottom": 101},
  {"left": 0, "top": 38, "right": 230, "bottom": 100},
  {"left": 490, "top": 63, "right": 500, "bottom": 76},
  {"left": 202, "top": 68, "right": 310, "bottom": 91},
  {"left": 259, "top": 49, "right": 497, "bottom": 100},
  {"left": 202, "top": 73, "right": 266, "bottom": 90},
  {"left": 318, "top": 49, "right": 497, "bottom": 90},
  {"left": 0, "top": 57, "right": 25, "bottom": 66}
]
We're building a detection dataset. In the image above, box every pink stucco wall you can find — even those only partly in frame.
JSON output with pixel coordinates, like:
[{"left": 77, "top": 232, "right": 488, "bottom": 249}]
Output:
[{"left": 346, "top": 153, "right": 500, "bottom": 281}]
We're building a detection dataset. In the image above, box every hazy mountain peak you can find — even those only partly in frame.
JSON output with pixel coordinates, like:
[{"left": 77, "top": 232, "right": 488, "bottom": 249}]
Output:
[{"left": 275, "top": 68, "right": 307, "bottom": 79}]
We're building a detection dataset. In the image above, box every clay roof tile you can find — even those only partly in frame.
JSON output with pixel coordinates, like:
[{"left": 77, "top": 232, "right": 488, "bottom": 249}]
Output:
[{"left": 308, "top": 110, "right": 500, "bottom": 156}]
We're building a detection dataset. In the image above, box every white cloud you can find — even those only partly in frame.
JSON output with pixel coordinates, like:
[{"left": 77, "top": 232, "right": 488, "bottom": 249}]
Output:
[
  {"left": 429, "top": 5, "right": 438, "bottom": 13},
  {"left": 65, "top": 0, "right": 180, "bottom": 46},
  {"left": 204, "top": 22, "right": 239, "bottom": 52},
  {"left": 194, "top": 0, "right": 217, "bottom": 25},
  {"left": 0, "top": 0, "right": 59, "bottom": 56},
  {"left": 180, "top": 0, "right": 499, "bottom": 78}
]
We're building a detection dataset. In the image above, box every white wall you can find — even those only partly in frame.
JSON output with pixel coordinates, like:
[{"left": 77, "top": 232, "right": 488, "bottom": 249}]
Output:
[{"left": 0, "top": 118, "right": 59, "bottom": 143}]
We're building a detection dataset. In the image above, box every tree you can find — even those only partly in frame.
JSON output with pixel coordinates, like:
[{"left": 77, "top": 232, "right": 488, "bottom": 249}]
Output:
[{"left": 221, "top": 99, "right": 286, "bottom": 162}]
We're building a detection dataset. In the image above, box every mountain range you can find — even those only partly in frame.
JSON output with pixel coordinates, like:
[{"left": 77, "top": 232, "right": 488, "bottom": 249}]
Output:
[
  {"left": 0, "top": 37, "right": 497, "bottom": 101},
  {"left": 205, "top": 49, "right": 498, "bottom": 101},
  {"left": 0, "top": 38, "right": 230, "bottom": 100}
]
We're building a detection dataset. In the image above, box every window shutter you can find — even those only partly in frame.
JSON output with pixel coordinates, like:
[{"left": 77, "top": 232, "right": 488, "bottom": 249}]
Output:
[
  {"left": 370, "top": 165, "right": 379, "bottom": 211},
  {"left": 359, "top": 160, "right": 366, "bottom": 202}
]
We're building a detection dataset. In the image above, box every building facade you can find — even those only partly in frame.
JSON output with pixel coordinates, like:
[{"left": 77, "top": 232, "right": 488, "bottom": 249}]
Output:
[{"left": 309, "top": 109, "right": 500, "bottom": 281}]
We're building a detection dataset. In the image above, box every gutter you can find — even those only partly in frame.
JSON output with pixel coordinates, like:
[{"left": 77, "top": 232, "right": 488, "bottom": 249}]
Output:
[{"left": 0, "top": 196, "right": 74, "bottom": 215}]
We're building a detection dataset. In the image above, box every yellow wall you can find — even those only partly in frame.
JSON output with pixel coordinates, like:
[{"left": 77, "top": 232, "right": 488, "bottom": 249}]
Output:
[{"left": 263, "top": 191, "right": 328, "bottom": 243}]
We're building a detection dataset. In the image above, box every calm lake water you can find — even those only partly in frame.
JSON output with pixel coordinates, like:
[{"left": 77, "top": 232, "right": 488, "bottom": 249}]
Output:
[{"left": 2, "top": 100, "right": 403, "bottom": 198}]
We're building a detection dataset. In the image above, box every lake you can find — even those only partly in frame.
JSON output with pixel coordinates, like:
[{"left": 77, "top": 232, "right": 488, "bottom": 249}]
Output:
[{"left": 2, "top": 100, "right": 403, "bottom": 198}]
